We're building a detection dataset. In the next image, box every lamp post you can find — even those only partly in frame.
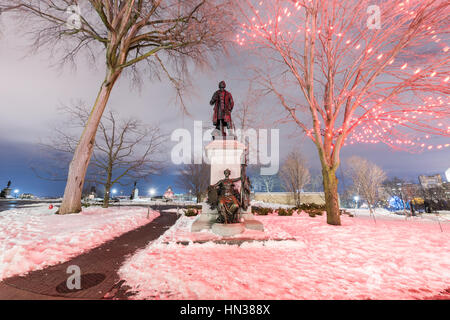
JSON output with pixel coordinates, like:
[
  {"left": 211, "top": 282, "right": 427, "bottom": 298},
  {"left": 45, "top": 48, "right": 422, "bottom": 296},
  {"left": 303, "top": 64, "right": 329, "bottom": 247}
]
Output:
[
  {"left": 111, "top": 189, "right": 117, "bottom": 200},
  {"left": 354, "top": 195, "right": 360, "bottom": 209},
  {"left": 149, "top": 188, "right": 156, "bottom": 201}
]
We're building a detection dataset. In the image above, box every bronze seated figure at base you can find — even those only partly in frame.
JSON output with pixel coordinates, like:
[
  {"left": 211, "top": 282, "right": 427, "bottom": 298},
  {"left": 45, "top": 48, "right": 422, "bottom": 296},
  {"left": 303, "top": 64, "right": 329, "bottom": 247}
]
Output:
[{"left": 207, "top": 169, "right": 241, "bottom": 224}]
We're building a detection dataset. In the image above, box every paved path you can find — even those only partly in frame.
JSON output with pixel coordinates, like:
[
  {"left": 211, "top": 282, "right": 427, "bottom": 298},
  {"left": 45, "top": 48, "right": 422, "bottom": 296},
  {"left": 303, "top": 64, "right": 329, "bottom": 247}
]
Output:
[{"left": 0, "top": 210, "right": 179, "bottom": 300}]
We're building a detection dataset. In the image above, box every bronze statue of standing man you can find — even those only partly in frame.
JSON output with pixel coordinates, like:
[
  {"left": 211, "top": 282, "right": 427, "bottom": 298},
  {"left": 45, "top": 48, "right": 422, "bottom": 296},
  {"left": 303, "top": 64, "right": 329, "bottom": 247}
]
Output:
[{"left": 210, "top": 80, "right": 234, "bottom": 137}]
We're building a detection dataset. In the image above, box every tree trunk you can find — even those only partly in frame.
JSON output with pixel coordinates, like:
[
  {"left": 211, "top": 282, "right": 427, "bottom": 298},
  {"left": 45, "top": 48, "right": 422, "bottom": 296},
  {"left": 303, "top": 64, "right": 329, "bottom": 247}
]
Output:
[
  {"left": 103, "top": 165, "right": 113, "bottom": 208},
  {"left": 103, "top": 185, "right": 111, "bottom": 208},
  {"left": 322, "top": 165, "right": 341, "bottom": 225},
  {"left": 57, "top": 70, "right": 120, "bottom": 214}
]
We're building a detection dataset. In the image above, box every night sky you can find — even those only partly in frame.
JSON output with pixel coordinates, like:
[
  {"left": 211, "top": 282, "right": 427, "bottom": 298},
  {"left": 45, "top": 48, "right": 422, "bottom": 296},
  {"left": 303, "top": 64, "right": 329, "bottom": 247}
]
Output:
[{"left": 0, "top": 15, "right": 449, "bottom": 198}]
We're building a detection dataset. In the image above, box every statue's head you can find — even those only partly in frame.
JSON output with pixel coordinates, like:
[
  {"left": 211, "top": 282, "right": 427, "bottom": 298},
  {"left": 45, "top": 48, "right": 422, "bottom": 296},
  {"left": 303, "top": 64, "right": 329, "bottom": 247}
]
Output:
[
  {"left": 224, "top": 168, "right": 231, "bottom": 177},
  {"left": 219, "top": 80, "right": 226, "bottom": 90}
]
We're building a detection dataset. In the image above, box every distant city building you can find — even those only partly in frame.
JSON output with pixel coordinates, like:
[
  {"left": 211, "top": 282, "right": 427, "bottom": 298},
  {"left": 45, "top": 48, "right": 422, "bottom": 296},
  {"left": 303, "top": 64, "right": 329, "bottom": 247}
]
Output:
[
  {"left": 418, "top": 174, "right": 443, "bottom": 189},
  {"left": 444, "top": 182, "right": 450, "bottom": 199},
  {"left": 163, "top": 186, "right": 175, "bottom": 200},
  {"left": 445, "top": 168, "right": 450, "bottom": 183},
  {"left": 20, "top": 193, "right": 36, "bottom": 199}
]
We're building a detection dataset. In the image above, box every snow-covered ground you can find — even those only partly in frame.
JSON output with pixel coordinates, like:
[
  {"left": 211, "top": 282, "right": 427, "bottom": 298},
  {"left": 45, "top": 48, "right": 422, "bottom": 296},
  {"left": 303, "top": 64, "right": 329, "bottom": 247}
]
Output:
[
  {"left": 119, "top": 212, "right": 449, "bottom": 300},
  {"left": 0, "top": 205, "right": 159, "bottom": 280},
  {"left": 155, "top": 214, "right": 293, "bottom": 244},
  {"left": 250, "top": 200, "right": 296, "bottom": 209},
  {"left": 347, "top": 208, "right": 450, "bottom": 222}
]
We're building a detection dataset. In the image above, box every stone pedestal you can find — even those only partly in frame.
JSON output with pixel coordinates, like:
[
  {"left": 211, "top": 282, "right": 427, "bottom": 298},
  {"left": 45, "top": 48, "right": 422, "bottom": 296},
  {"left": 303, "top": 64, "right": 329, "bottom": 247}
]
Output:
[
  {"left": 211, "top": 223, "right": 245, "bottom": 237},
  {"left": 206, "top": 139, "right": 246, "bottom": 186},
  {"left": 192, "top": 139, "right": 244, "bottom": 233},
  {"left": 191, "top": 202, "right": 219, "bottom": 232},
  {"left": 241, "top": 213, "right": 264, "bottom": 231},
  {"left": 0, "top": 188, "right": 12, "bottom": 198}
]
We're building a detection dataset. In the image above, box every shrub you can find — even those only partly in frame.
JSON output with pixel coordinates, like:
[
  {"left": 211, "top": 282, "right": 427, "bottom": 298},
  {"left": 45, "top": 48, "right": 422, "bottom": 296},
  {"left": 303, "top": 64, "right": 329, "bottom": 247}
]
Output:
[
  {"left": 251, "top": 206, "right": 273, "bottom": 215},
  {"left": 185, "top": 205, "right": 201, "bottom": 210},
  {"left": 340, "top": 209, "right": 354, "bottom": 217},
  {"left": 184, "top": 209, "right": 198, "bottom": 217},
  {"left": 312, "top": 209, "right": 324, "bottom": 216},
  {"left": 259, "top": 208, "right": 271, "bottom": 215},
  {"left": 297, "top": 203, "right": 326, "bottom": 211},
  {"left": 277, "top": 208, "right": 293, "bottom": 216}
]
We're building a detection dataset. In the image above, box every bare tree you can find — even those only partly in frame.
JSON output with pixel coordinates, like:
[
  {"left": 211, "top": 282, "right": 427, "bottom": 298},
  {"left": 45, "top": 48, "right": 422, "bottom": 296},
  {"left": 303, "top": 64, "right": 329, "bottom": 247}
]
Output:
[
  {"left": 250, "top": 164, "right": 279, "bottom": 193},
  {"left": 347, "top": 156, "right": 387, "bottom": 217},
  {"left": 280, "top": 150, "right": 311, "bottom": 207},
  {"left": 233, "top": 84, "right": 265, "bottom": 132},
  {"left": 237, "top": 0, "right": 450, "bottom": 225},
  {"left": 0, "top": 0, "right": 234, "bottom": 214},
  {"left": 175, "top": 163, "right": 210, "bottom": 203},
  {"left": 39, "top": 103, "right": 166, "bottom": 207},
  {"left": 254, "top": 174, "right": 277, "bottom": 193}
]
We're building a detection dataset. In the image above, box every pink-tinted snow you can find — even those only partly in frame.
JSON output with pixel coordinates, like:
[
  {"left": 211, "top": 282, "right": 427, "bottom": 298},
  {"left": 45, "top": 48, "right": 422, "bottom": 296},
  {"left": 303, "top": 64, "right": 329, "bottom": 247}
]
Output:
[
  {"left": 119, "top": 213, "right": 449, "bottom": 300},
  {"left": 0, "top": 205, "right": 159, "bottom": 280}
]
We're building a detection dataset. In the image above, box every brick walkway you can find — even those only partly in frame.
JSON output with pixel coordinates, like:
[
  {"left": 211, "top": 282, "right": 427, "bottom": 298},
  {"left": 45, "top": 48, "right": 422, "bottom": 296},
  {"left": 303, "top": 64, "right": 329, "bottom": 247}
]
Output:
[{"left": 0, "top": 210, "right": 179, "bottom": 300}]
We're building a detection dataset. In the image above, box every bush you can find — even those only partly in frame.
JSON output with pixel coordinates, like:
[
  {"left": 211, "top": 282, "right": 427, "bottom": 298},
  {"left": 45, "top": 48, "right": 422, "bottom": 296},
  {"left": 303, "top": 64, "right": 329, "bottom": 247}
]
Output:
[
  {"left": 340, "top": 209, "right": 354, "bottom": 217},
  {"left": 297, "top": 203, "right": 326, "bottom": 211},
  {"left": 251, "top": 206, "right": 273, "bottom": 215},
  {"left": 277, "top": 208, "right": 293, "bottom": 216},
  {"left": 185, "top": 205, "right": 201, "bottom": 210},
  {"left": 184, "top": 208, "right": 198, "bottom": 217}
]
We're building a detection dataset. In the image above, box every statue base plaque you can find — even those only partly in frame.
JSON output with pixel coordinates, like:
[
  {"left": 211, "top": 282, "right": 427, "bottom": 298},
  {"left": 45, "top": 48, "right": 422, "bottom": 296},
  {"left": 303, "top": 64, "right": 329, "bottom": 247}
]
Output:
[
  {"left": 211, "top": 222, "right": 245, "bottom": 237},
  {"left": 191, "top": 202, "right": 219, "bottom": 232}
]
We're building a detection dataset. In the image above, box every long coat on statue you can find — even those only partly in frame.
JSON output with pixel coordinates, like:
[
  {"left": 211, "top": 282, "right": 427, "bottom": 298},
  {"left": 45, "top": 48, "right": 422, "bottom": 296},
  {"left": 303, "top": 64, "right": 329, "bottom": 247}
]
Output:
[{"left": 210, "top": 89, "right": 234, "bottom": 126}]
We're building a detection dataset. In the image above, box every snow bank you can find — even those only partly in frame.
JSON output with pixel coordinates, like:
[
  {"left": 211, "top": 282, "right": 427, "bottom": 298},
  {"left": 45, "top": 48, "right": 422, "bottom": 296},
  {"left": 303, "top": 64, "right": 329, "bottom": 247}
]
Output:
[
  {"left": 347, "top": 208, "right": 450, "bottom": 222},
  {"left": 155, "top": 214, "right": 292, "bottom": 244},
  {"left": 119, "top": 214, "right": 449, "bottom": 300},
  {"left": 250, "top": 200, "right": 295, "bottom": 209},
  {"left": 0, "top": 205, "right": 159, "bottom": 280}
]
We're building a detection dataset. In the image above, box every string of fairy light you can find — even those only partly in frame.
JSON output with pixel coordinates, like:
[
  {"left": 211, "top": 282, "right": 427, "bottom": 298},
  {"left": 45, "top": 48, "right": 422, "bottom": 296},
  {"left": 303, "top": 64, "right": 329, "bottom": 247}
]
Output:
[{"left": 236, "top": 0, "right": 450, "bottom": 153}]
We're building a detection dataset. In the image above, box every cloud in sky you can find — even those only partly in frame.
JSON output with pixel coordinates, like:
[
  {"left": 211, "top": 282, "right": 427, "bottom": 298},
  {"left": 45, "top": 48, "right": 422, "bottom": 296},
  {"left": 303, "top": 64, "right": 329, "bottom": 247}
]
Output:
[{"left": 0, "top": 14, "right": 449, "bottom": 196}]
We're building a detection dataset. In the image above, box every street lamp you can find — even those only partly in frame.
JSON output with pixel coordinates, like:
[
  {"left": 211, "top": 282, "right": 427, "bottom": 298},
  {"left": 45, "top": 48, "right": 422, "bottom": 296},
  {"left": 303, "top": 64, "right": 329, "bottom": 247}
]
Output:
[
  {"left": 354, "top": 195, "right": 360, "bottom": 209},
  {"left": 149, "top": 188, "right": 156, "bottom": 201}
]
